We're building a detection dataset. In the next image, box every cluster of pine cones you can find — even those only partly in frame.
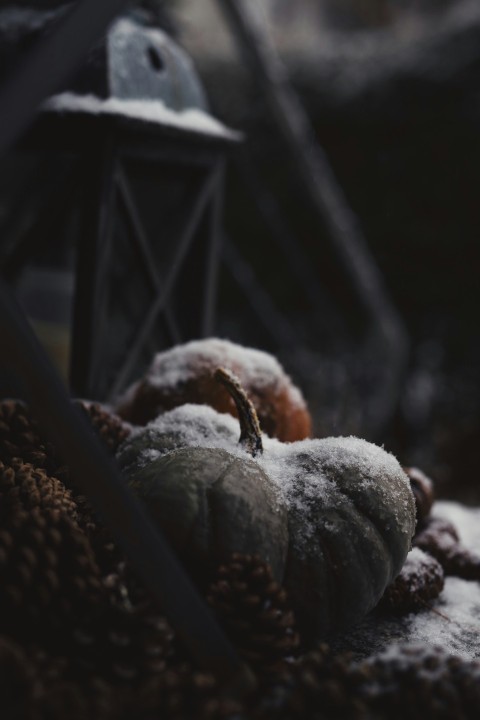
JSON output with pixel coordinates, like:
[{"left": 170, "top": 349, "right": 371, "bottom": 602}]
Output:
[{"left": 1, "top": 398, "right": 480, "bottom": 719}]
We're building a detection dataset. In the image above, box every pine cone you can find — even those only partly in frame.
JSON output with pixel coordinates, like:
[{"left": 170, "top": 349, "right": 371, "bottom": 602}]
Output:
[
  {"left": 257, "top": 644, "right": 480, "bottom": 720},
  {"left": 253, "top": 644, "right": 367, "bottom": 719},
  {"left": 67, "top": 601, "right": 175, "bottom": 685},
  {"left": 0, "top": 506, "right": 104, "bottom": 641},
  {"left": 130, "top": 662, "right": 241, "bottom": 720},
  {"left": 0, "top": 400, "right": 67, "bottom": 480},
  {"left": 34, "top": 654, "right": 238, "bottom": 720},
  {"left": 378, "top": 548, "right": 444, "bottom": 615},
  {"left": 414, "top": 516, "right": 480, "bottom": 581},
  {"left": 2, "top": 640, "right": 122, "bottom": 720},
  {"left": 1, "top": 637, "right": 128, "bottom": 720},
  {"left": 358, "top": 644, "right": 480, "bottom": 719},
  {"left": 68, "top": 401, "right": 132, "bottom": 554},
  {"left": 0, "top": 458, "right": 116, "bottom": 593},
  {"left": 207, "top": 554, "right": 300, "bottom": 675},
  {"left": 404, "top": 466, "right": 434, "bottom": 527},
  {"left": 37, "top": 676, "right": 117, "bottom": 720},
  {"left": 74, "top": 400, "right": 131, "bottom": 455},
  {"left": 0, "top": 635, "right": 38, "bottom": 720},
  {"left": 443, "top": 545, "right": 480, "bottom": 581},
  {"left": 0, "top": 459, "right": 78, "bottom": 523},
  {"left": 0, "top": 398, "right": 129, "bottom": 482}
]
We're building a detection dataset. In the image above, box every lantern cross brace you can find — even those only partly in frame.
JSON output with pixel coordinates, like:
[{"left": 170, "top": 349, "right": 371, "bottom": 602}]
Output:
[
  {"left": 107, "top": 160, "right": 224, "bottom": 400},
  {"left": 66, "top": 137, "right": 225, "bottom": 401},
  {"left": 116, "top": 165, "right": 182, "bottom": 348},
  {"left": 0, "top": 108, "right": 230, "bottom": 404}
]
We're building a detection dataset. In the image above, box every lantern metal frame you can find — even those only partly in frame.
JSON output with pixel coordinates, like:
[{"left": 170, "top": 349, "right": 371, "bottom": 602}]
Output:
[{"left": 10, "top": 106, "right": 237, "bottom": 400}]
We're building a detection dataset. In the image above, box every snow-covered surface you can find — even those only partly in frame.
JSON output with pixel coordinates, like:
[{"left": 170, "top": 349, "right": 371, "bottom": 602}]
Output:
[
  {"left": 333, "top": 501, "right": 480, "bottom": 660},
  {"left": 433, "top": 501, "right": 480, "bottom": 549},
  {"left": 42, "top": 93, "right": 240, "bottom": 141}
]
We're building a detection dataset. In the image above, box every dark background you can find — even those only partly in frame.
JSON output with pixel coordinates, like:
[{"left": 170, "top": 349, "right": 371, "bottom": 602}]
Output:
[{"left": 177, "top": 0, "right": 480, "bottom": 504}]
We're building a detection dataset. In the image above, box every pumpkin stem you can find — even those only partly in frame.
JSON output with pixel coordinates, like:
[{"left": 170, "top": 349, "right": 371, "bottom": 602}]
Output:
[{"left": 214, "top": 367, "right": 263, "bottom": 457}]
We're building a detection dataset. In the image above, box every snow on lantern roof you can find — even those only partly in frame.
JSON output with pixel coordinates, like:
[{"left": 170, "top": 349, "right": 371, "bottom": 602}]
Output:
[
  {"left": 37, "top": 15, "right": 241, "bottom": 143},
  {"left": 42, "top": 92, "right": 241, "bottom": 142},
  {"left": 36, "top": 16, "right": 241, "bottom": 143}
]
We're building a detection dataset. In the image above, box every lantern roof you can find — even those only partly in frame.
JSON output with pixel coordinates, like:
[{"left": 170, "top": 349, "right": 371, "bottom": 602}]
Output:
[
  {"left": 0, "top": 10, "right": 239, "bottom": 143},
  {"left": 41, "top": 16, "right": 240, "bottom": 143},
  {"left": 41, "top": 91, "right": 241, "bottom": 143}
]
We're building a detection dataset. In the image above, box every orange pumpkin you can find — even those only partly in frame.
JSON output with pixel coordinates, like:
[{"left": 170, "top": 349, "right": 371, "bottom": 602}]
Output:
[{"left": 115, "top": 338, "right": 311, "bottom": 442}]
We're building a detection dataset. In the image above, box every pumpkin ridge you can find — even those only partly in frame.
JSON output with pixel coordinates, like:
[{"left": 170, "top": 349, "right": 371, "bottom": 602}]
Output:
[
  {"left": 312, "top": 507, "right": 379, "bottom": 631},
  {"left": 310, "top": 526, "right": 338, "bottom": 631},
  {"left": 203, "top": 458, "right": 238, "bottom": 564},
  {"left": 350, "top": 504, "right": 394, "bottom": 584},
  {"left": 183, "top": 481, "right": 208, "bottom": 570},
  {"left": 327, "top": 480, "right": 394, "bottom": 577},
  {"left": 321, "top": 504, "right": 387, "bottom": 615}
]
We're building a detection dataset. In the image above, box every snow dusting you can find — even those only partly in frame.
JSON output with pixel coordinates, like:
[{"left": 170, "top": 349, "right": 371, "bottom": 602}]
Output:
[
  {"left": 409, "top": 575, "right": 480, "bottom": 659},
  {"left": 42, "top": 93, "right": 240, "bottom": 141},
  {"left": 256, "top": 435, "right": 415, "bottom": 559},
  {"left": 116, "top": 403, "right": 243, "bottom": 476},
  {"left": 121, "top": 402, "right": 480, "bottom": 662},
  {"left": 333, "top": 501, "right": 480, "bottom": 661},
  {"left": 143, "top": 338, "right": 303, "bottom": 402},
  {"left": 118, "top": 400, "right": 429, "bottom": 639},
  {"left": 118, "top": 400, "right": 415, "bottom": 557},
  {"left": 400, "top": 546, "right": 441, "bottom": 585},
  {"left": 432, "top": 501, "right": 480, "bottom": 549}
]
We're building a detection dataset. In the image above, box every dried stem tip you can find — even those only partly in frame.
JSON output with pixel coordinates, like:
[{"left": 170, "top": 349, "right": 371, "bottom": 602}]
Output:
[{"left": 214, "top": 368, "right": 263, "bottom": 457}]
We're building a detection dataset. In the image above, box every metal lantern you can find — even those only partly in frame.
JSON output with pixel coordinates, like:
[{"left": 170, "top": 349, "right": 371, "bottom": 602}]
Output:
[
  {"left": 0, "top": 12, "right": 239, "bottom": 402},
  {"left": 0, "top": 4, "right": 252, "bottom": 689}
]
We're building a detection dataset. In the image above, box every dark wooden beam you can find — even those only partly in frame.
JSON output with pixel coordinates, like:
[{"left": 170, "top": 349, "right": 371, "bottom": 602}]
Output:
[
  {"left": 0, "top": 276, "right": 254, "bottom": 696},
  {"left": 70, "top": 142, "right": 117, "bottom": 398},
  {"left": 0, "top": 0, "right": 132, "bottom": 159}
]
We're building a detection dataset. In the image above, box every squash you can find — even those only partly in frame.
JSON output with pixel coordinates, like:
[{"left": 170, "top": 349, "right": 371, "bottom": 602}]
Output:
[
  {"left": 277, "top": 435, "right": 415, "bottom": 637},
  {"left": 128, "top": 446, "right": 288, "bottom": 584},
  {"left": 117, "top": 403, "right": 239, "bottom": 477},
  {"left": 121, "top": 368, "right": 416, "bottom": 640},
  {"left": 114, "top": 338, "right": 312, "bottom": 442}
]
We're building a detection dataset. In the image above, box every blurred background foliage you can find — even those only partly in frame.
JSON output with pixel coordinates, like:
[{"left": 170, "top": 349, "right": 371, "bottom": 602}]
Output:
[{"left": 159, "top": 0, "right": 480, "bottom": 504}]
